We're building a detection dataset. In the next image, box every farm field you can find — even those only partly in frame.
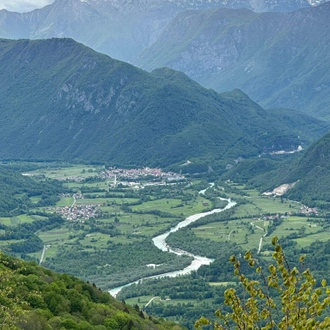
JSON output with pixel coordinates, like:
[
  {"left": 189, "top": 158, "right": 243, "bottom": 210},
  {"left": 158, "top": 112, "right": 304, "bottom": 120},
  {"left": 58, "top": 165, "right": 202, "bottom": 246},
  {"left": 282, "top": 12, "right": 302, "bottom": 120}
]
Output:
[
  {"left": 25, "top": 164, "right": 103, "bottom": 180},
  {"left": 190, "top": 183, "right": 323, "bottom": 252}
]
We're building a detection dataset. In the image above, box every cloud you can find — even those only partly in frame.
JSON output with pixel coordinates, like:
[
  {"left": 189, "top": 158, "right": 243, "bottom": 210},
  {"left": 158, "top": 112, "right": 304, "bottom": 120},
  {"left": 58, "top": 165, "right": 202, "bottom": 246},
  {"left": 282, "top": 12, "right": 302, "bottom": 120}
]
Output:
[{"left": 0, "top": 0, "right": 54, "bottom": 13}]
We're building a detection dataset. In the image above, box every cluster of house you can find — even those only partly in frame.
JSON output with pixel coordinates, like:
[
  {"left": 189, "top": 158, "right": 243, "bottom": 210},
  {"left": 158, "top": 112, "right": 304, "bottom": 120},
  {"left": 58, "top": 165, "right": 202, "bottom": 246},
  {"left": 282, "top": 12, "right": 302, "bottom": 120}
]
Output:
[
  {"left": 60, "top": 192, "right": 84, "bottom": 200},
  {"left": 51, "top": 204, "right": 100, "bottom": 221},
  {"left": 100, "top": 167, "right": 185, "bottom": 181},
  {"left": 55, "top": 175, "right": 87, "bottom": 182},
  {"left": 261, "top": 214, "right": 285, "bottom": 221},
  {"left": 300, "top": 206, "right": 318, "bottom": 215}
]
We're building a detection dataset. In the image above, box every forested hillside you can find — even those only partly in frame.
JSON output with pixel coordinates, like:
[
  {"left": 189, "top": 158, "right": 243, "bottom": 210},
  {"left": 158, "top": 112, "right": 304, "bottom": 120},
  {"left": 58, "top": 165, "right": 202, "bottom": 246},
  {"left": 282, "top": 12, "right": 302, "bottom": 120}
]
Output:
[
  {"left": 0, "top": 38, "right": 324, "bottom": 168},
  {"left": 283, "top": 132, "right": 330, "bottom": 207},
  {"left": 224, "top": 131, "right": 330, "bottom": 208},
  {"left": 0, "top": 251, "right": 184, "bottom": 329},
  {"left": 0, "top": 39, "right": 322, "bottom": 166},
  {"left": 0, "top": 167, "right": 64, "bottom": 216}
]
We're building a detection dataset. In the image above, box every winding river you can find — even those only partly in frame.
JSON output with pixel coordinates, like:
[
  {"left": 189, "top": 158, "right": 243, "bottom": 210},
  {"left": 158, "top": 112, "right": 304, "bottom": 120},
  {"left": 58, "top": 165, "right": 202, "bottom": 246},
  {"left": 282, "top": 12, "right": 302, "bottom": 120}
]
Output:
[{"left": 109, "top": 187, "right": 236, "bottom": 297}]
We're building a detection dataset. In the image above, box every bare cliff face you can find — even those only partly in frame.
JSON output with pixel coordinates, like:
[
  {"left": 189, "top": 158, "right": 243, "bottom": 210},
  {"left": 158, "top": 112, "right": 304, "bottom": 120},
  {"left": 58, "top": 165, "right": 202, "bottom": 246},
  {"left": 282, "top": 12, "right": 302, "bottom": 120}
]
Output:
[{"left": 0, "top": 0, "right": 327, "bottom": 62}]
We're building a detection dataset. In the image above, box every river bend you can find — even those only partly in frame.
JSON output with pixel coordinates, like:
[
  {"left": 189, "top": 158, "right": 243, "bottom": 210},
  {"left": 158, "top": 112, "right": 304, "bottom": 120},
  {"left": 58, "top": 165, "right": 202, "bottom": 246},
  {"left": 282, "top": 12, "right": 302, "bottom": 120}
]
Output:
[{"left": 109, "top": 188, "right": 236, "bottom": 297}]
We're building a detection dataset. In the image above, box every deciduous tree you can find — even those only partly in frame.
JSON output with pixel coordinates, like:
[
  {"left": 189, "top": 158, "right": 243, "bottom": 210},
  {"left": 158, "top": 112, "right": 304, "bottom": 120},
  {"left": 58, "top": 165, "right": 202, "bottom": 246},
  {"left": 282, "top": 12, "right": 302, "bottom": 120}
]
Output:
[{"left": 195, "top": 237, "right": 330, "bottom": 329}]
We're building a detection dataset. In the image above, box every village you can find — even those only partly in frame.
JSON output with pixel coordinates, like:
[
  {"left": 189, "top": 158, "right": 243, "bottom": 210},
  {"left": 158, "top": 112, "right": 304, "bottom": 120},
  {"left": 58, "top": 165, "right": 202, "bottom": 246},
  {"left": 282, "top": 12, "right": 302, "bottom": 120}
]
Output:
[
  {"left": 50, "top": 193, "right": 101, "bottom": 221},
  {"left": 53, "top": 204, "right": 100, "bottom": 222},
  {"left": 100, "top": 167, "right": 185, "bottom": 181}
]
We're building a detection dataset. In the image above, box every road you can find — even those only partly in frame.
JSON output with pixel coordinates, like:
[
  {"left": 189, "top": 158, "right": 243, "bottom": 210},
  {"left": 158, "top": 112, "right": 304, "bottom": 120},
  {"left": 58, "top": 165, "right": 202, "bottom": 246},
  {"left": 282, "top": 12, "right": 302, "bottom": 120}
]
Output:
[
  {"left": 145, "top": 296, "right": 160, "bottom": 307},
  {"left": 250, "top": 220, "right": 267, "bottom": 254},
  {"left": 69, "top": 195, "right": 77, "bottom": 210},
  {"left": 227, "top": 229, "right": 235, "bottom": 242},
  {"left": 39, "top": 245, "right": 48, "bottom": 265}
]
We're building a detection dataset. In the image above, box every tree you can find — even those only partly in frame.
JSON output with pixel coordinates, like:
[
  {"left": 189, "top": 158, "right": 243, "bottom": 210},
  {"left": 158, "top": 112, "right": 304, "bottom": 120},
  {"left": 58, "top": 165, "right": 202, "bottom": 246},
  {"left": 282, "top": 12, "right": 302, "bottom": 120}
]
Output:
[
  {"left": 195, "top": 237, "right": 330, "bottom": 330},
  {"left": 0, "top": 253, "right": 28, "bottom": 330}
]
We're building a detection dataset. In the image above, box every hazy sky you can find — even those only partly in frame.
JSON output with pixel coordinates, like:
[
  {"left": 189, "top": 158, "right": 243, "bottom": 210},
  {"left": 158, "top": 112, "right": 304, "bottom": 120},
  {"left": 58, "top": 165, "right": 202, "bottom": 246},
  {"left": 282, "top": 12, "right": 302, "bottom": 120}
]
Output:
[{"left": 0, "top": 0, "right": 54, "bottom": 12}]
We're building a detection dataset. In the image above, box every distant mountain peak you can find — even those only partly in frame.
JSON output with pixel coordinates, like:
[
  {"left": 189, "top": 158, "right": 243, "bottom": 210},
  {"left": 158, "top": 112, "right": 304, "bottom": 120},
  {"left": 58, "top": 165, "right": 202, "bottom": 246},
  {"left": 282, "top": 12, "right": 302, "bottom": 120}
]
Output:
[
  {"left": 0, "top": 0, "right": 328, "bottom": 62},
  {"left": 137, "top": 2, "right": 330, "bottom": 118}
]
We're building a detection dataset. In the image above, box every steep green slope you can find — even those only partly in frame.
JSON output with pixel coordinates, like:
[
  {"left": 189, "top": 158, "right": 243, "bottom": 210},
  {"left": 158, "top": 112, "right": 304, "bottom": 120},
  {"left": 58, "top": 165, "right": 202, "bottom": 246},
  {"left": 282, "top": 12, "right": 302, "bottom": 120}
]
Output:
[
  {"left": 137, "top": 3, "right": 330, "bottom": 118},
  {"left": 0, "top": 252, "right": 184, "bottom": 329},
  {"left": 282, "top": 132, "right": 330, "bottom": 207},
  {"left": 0, "top": 38, "right": 325, "bottom": 167}
]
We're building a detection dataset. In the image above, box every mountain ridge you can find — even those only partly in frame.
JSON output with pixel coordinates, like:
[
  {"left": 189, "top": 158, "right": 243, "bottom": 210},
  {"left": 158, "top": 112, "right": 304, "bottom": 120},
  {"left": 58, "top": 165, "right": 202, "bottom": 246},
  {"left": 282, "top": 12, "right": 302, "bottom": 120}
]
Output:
[
  {"left": 137, "top": 2, "right": 330, "bottom": 118},
  {"left": 0, "top": 38, "right": 325, "bottom": 168},
  {"left": 0, "top": 0, "right": 329, "bottom": 63}
]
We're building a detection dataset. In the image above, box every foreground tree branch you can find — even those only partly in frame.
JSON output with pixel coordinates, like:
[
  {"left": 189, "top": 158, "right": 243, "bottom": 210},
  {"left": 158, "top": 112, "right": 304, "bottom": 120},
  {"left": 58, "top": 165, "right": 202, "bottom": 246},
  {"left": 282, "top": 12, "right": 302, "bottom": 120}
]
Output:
[{"left": 195, "top": 237, "right": 330, "bottom": 330}]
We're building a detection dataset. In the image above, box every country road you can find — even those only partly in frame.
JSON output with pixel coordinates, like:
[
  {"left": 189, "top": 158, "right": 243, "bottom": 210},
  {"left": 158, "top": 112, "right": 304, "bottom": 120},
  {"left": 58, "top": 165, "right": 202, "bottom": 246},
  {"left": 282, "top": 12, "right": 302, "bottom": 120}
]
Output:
[
  {"left": 145, "top": 296, "right": 160, "bottom": 307},
  {"left": 227, "top": 229, "right": 235, "bottom": 241},
  {"left": 250, "top": 220, "right": 267, "bottom": 254},
  {"left": 39, "top": 245, "right": 50, "bottom": 265},
  {"left": 70, "top": 195, "right": 77, "bottom": 210}
]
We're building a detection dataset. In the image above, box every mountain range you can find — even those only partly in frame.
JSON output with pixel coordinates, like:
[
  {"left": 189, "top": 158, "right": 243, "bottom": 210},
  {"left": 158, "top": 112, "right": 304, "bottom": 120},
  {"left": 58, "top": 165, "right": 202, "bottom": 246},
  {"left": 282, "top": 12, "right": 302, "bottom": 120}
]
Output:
[
  {"left": 0, "top": 0, "right": 328, "bottom": 64},
  {"left": 137, "top": 2, "right": 330, "bottom": 119},
  {"left": 0, "top": 38, "right": 325, "bottom": 167}
]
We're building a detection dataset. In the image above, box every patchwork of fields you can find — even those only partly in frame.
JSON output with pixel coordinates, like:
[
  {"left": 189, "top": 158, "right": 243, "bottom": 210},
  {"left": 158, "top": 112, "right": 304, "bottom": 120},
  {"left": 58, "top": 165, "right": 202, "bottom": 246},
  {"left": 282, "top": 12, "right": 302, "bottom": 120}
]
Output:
[{"left": 0, "top": 164, "right": 327, "bottom": 320}]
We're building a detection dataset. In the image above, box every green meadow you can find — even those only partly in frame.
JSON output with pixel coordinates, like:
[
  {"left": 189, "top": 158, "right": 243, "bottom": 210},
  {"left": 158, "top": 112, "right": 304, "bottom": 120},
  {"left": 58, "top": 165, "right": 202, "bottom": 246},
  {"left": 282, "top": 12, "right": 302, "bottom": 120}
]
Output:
[{"left": 26, "top": 165, "right": 103, "bottom": 180}]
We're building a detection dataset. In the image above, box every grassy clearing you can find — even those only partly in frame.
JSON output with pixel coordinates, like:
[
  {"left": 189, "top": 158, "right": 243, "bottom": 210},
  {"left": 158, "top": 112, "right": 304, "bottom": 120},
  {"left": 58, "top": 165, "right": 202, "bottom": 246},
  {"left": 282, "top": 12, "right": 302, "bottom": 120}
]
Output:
[
  {"left": 101, "top": 198, "right": 140, "bottom": 205},
  {"left": 30, "top": 196, "right": 42, "bottom": 204},
  {"left": 0, "top": 218, "right": 11, "bottom": 226},
  {"left": 125, "top": 295, "right": 157, "bottom": 308},
  {"left": 38, "top": 229, "right": 73, "bottom": 244},
  {"left": 126, "top": 295, "right": 207, "bottom": 309},
  {"left": 270, "top": 216, "right": 320, "bottom": 238},
  {"left": 252, "top": 198, "right": 300, "bottom": 214},
  {"left": 111, "top": 215, "right": 176, "bottom": 238},
  {"left": 231, "top": 198, "right": 300, "bottom": 218},
  {"left": 17, "top": 214, "right": 37, "bottom": 223},
  {"left": 56, "top": 197, "right": 74, "bottom": 207},
  {"left": 132, "top": 195, "right": 211, "bottom": 217},
  {"left": 80, "top": 233, "right": 111, "bottom": 248},
  {"left": 294, "top": 231, "right": 330, "bottom": 247},
  {"left": 10, "top": 217, "right": 21, "bottom": 225},
  {"left": 43, "top": 245, "right": 61, "bottom": 260},
  {"left": 193, "top": 218, "right": 264, "bottom": 251},
  {"left": 106, "top": 236, "right": 144, "bottom": 245},
  {"left": 25, "top": 165, "right": 103, "bottom": 180}
]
